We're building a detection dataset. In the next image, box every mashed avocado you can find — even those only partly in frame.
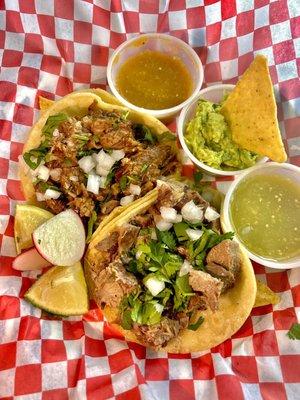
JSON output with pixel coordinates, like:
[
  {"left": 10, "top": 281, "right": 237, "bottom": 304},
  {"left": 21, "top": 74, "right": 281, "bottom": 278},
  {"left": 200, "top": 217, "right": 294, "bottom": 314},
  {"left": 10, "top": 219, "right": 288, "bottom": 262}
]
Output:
[{"left": 184, "top": 99, "right": 258, "bottom": 170}]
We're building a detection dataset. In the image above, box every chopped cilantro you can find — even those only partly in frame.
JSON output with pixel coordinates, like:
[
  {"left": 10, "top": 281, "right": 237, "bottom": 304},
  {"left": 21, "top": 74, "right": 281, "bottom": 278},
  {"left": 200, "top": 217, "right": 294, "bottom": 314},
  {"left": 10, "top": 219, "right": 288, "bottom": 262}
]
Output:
[
  {"left": 156, "top": 229, "right": 176, "bottom": 250},
  {"left": 287, "top": 323, "right": 300, "bottom": 340},
  {"left": 120, "top": 175, "right": 128, "bottom": 191},
  {"left": 36, "top": 182, "right": 60, "bottom": 193},
  {"left": 188, "top": 316, "right": 204, "bottom": 331},
  {"left": 193, "top": 170, "right": 203, "bottom": 186},
  {"left": 141, "top": 163, "right": 149, "bottom": 174},
  {"left": 133, "top": 124, "right": 157, "bottom": 144},
  {"left": 77, "top": 149, "right": 97, "bottom": 159},
  {"left": 174, "top": 222, "right": 190, "bottom": 242},
  {"left": 86, "top": 211, "right": 97, "bottom": 243},
  {"left": 174, "top": 274, "right": 194, "bottom": 311},
  {"left": 42, "top": 114, "right": 68, "bottom": 139},
  {"left": 121, "top": 310, "right": 133, "bottom": 330}
]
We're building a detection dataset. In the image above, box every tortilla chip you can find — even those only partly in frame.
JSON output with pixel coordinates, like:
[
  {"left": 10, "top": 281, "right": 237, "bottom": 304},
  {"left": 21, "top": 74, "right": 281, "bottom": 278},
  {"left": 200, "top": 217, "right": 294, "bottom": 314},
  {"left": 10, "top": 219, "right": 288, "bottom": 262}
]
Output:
[
  {"left": 39, "top": 96, "right": 54, "bottom": 114},
  {"left": 221, "top": 55, "right": 287, "bottom": 163},
  {"left": 254, "top": 279, "right": 280, "bottom": 308}
]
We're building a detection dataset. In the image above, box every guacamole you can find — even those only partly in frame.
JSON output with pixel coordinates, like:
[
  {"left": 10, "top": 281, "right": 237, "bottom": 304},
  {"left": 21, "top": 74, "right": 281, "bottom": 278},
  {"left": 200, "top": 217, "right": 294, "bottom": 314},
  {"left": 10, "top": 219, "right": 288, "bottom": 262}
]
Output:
[{"left": 184, "top": 99, "right": 258, "bottom": 170}]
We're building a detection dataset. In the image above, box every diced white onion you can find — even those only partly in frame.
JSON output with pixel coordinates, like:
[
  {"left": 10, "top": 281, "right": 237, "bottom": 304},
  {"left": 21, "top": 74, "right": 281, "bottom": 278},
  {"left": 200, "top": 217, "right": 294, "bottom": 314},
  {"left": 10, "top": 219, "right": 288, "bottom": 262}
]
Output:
[
  {"left": 36, "top": 192, "right": 46, "bottom": 202},
  {"left": 156, "top": 219, "right": 173, "bottom": 231},
  {"left": 175, "top": 214, "right": 183, "bottom": 223},
  {"left": 181, "top": 200, "right": 204, "bottom": 223},
  {"left": 160, "top": 207, "right": 178, "bottom": 223},
  {"left": 44, "top": 189, "right": 61, "bottom": 200},
  {"left": 154, "top": 303, "right": 164, "bottom": 314},
  {"left": 69, "top": 175, "right": 78, "bottom": 182},
  {"left": 52, "top": 128, "right": 59, "bottom": 137},
  {"left": 95, "top": 149, "right": 115, "bottom": 170},
  {"left": 120, "top": 195, "right": 134, "bottom": 206},
  {"left": 78, "top": 156, "right": 95, "bottom": 174},
  {"left": 186, "top": 228, "right": 203, "bottom": 241},
  {"left": 136, "top": 250, "right": 142, "bottom": 260},
  {"left": 87, "top": 174, "right": 102, "bottom": 195},
  {"left": 129, "top": 184, "right": 141, "bottom": 196},
  {"left": 179, "top": 260, "right": 193, "bottom": 277},
  {"left": 111, "top": 149, "right": 125, "bottom": 161},
  {"left": 144, "top": 277, "right": 165, "bottom": 296},
  {"left": 96, "top": 164, "right": 110, "bottom": 177},
  {"left": 49, "top": 168, "right": 61, "bottom": 181},
  {"left": 37, "top": 165, "right": 50, "bottom": 182},
  {"left": 204, "top": 206, "right": 220, "bottom": 221}
]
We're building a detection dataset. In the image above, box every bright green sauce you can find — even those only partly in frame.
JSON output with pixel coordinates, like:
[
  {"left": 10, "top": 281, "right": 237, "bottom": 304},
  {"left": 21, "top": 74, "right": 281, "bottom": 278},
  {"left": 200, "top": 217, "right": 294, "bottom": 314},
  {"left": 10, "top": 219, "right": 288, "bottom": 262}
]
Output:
[{"left": 230, "top": 174, "right": 300, "bottom": 261}]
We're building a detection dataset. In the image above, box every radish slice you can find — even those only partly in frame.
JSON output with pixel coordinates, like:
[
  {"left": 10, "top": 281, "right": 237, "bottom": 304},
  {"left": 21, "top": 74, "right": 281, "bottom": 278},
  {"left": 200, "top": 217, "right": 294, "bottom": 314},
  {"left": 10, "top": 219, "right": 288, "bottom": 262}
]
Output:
[
  {"left": 33, "top": 209, "right": 86, "bottom": 266},
  {"left": 12, "top": 247, "right": 51, "bottom": 271}
]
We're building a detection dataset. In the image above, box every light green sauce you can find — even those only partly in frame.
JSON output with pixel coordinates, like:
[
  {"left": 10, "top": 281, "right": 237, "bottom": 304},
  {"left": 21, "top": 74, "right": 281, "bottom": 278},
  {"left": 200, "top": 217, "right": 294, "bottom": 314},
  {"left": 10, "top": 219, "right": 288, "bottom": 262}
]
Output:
[{"left": 230, "top": 174, "right": 300, "bottom": 261}]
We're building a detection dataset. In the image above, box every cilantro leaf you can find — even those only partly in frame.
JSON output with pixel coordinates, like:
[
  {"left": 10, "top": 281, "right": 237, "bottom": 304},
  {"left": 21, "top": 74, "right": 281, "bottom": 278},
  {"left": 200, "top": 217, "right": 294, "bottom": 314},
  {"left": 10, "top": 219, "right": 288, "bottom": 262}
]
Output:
[
  {"left": 120, "top": 175, "right": 128, "bottom": 191},
  {"left": 133, "top": 124, "right": 157, "bottom": 144},
  {"left": 86, "top": 211, "right": 97, "bottom": 243},
  {"left": 156, "top": 229, "right": 176, "bottom": 250},
  {"left": 193, "top": 170, "right": 203, "bottom": 186},
  {"left": 162, "top": 254, "right": 182, "bottom": 279},
  {"left": 156, "top": 288, "right": 173, "bottom": 306},
  {"left": 287, "top": 323, "right": 300, "bottom": 340},
  {"left": 174, "top": 274, "right": 194, "bottom": 311},
  {"left": 121, "top": 310, "right": 133, "bottom": 330},
  {"left": 42, "top": 114, "right": 68, "bottom": 138},
  {"left": 141, "top": 301, "right": 163, "bottom": 325},
  {"left": 141, "top": 163, "right": 149, "bottom": 174},
  {"left": 188, "top": 316, "right": 204, "bottom": 331},
  {"left": 174, "top": 222, "right": 190, "bottom": 242},
  {"left": 149, "top": 241, "right": 165, "bottom": 265}
]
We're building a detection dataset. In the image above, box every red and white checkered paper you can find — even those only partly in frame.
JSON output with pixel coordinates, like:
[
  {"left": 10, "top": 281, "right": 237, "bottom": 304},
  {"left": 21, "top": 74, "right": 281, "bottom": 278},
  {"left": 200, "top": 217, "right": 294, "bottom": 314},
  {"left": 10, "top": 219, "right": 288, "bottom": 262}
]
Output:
[{"left": 0, "top": 1, "right": 300, "bottom": 399}]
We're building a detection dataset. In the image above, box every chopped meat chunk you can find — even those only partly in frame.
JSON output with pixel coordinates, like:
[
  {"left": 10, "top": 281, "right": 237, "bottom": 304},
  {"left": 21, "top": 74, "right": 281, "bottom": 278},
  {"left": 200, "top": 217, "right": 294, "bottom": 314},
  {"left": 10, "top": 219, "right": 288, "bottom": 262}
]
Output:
[
  {"left": 206, "top": 240, "right": 241, "bottom": 291},
  {"left": 210, "top": 218, "right": 221, "bottom": 233},
  {"left": 68, "top": 196, "right": 95, "bottom": 217},
  {"left": 131, "top": 214, "right": 153, "bottom": 228},
  {"left": 101, "top": 199, "right": 119, "bottom": 215},
  {"left": 118, "top": 224, "right": 140, "bottom": 253},
  {"left": 206, "top": 263, "right": 235, "bottom": 292},
  {"left": 188, "top": 294, "right": 207, "bottom": 313},
  {"left": 133, "top": 318, "right": 180, "bottom": 349},
  {"left": 93, "top": 260, "right": 138, "bottom": 308},
  {"left": 44, "top": 198, "right": 66, "bottom": 214},
  {"left": 189, "top": 270, "right": 223, "bottom": 312}
]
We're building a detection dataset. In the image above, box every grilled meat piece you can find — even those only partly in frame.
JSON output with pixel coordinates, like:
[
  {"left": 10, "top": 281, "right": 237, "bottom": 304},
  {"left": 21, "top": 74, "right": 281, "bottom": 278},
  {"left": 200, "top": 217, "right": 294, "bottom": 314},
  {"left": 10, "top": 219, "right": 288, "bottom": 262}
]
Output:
[
  {"left": 100, "top": 199, "right": 119, "bottom": 215},
  {"left": 133, "top": 318, "right": 180, "bottom": 349},
  {"left": 189, "top": 270, "right": 223, "bottom": 312},
  {"left": 118, "top": 224, "right": 140, "bottom": 253},
  {"left": 68, "top": 196, "right": 95, "bottom": 217},
  {"left": 188, "top": 294, "right": 207, "bottom": 313},
  {"left": 93, "top": 260, "right": 138, "bottom": 308},
  {"left": 206, "top": 240, "right": 241, "bottom": 292},
  {"left": 44, "top": 198, "right": 66, "bottom": 214}
]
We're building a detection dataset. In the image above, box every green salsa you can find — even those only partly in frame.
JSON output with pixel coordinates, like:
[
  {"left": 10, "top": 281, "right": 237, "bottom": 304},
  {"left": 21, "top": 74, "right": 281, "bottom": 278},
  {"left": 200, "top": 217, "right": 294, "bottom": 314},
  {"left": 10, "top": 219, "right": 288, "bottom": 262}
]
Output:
[{"left": 230, "top": 174, "right": 300, "bottom": 261}]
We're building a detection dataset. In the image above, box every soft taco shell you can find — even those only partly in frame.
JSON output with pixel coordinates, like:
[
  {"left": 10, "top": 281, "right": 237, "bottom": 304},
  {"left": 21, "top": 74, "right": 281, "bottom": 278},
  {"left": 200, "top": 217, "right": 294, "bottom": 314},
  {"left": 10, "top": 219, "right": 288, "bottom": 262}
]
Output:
[
  {"left": 20, "top": 90, "right": 178, "bottom": 211},
  {"left": 84, "top": 189, "right": 257, "bottom": 353}
]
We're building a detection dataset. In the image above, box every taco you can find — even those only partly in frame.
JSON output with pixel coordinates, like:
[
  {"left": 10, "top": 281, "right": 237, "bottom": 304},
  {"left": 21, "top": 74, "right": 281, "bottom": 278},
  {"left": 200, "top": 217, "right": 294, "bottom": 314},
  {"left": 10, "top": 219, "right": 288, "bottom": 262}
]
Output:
[
  {"left": 20, "top": 90, "right": 180, "bottom": 238},
  {"left": 84, "top": 181, "right": 256, "bottom": 353}
]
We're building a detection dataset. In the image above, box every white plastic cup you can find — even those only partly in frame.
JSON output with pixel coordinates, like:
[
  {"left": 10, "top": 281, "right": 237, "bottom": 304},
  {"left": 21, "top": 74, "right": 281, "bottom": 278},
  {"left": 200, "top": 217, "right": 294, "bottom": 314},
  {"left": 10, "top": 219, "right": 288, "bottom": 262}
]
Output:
[
  {"left": 221, "top": 162, "right": 300, "bottom": 269},
  {"left": 177, "top": 84, "right": 268, "bottom": 176},
  {"left": 107, "top": 33, "right": 203, "bottom": 120}
]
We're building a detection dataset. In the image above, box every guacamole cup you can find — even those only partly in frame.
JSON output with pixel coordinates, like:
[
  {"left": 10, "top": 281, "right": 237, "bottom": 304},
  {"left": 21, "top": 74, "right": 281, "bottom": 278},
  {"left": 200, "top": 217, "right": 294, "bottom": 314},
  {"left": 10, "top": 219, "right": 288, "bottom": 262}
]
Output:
[{"left": 177, "top": 84, "right": 268, "bottom": 176}]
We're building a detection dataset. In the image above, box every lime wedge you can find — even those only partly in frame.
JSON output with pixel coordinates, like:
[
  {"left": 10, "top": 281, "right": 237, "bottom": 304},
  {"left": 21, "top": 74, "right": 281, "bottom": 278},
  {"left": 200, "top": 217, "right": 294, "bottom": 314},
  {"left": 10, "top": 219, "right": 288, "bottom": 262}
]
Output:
[
  {"left": 14, "top": 204, "right": 53, "bottom": 254},
  {"left": 24, "top": 262, "right": 89, "bottom": 316}
]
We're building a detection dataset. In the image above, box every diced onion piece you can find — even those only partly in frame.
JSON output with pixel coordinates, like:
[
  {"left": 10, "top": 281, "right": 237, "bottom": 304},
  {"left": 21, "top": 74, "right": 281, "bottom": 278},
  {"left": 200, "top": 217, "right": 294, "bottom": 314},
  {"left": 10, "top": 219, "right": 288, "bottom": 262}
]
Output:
[
  {"left": 120, "top": 195, "right": 134, "bottom": 206},
  {"left": 52, "top": 128, "right": 59, "bottom": 137},
  {"left": 156, "top": 219, "right": 173, "bottom": 231},
  {"left": 44, "top": 189, "right": 61, "bottom": 200},
  {"left": 179, "top": 260, "right": 193, "bottom": 277},
  {"left": 50, "top": 168, "right": 61, "bottom": 181},
  {"left": 78, "top": 155, "right": 95, "bottom": 173},
  {"left": 144, "top": 277, "right": 165, "bottom": 296},
  {"left": 37, "top": 165, "right": 50, "bottom": 182},
  {"left": 136, "top": 250, "right": 142, "bottom": 260},
  {"left": 129, "top": 184, "right": 141, "bottom": 196},
  {"left": 111, "top": 149, "right": 125, "bottom": 161},
  {"left": 175, "top": 214, "right": 183, "bottom": 223},
  {"left": 69, "top": 175, "right": 78, "bottom": 182},
  {"left": 160, "top": 206, "right": 178, "bottom": 223},
  {"left": 87, "top": 174, "right": 102, "bottom": 195},
  {"left": 181, "top": 200, "right": 204, "bottom": 223},
  {"left": 154, "top": 303, "right": 164, "bottom": 314},
  {"left": 36, "top": 192, "right": 46, "bottom": 202},
  {"left": 204, "top": 206, "right": 220, "bottom": 221},
  {"left": 96, "top": 164, "right": 110, "bottom": 177},
  {"left": 186, "top": 228, "right": 203, "bottom": 241},
  {"left": 95, "top": 149, "right": 115, "bottom": 170}
]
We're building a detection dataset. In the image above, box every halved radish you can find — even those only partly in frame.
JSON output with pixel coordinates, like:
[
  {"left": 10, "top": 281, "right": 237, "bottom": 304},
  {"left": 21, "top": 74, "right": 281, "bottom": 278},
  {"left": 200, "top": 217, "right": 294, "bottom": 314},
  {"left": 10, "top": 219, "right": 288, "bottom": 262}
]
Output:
[
  {"left": 13, "top": 247, "right": 52, "bottom": 271},
  {"left": 33, "top": 209, "right": 86, "bottom": 266}
]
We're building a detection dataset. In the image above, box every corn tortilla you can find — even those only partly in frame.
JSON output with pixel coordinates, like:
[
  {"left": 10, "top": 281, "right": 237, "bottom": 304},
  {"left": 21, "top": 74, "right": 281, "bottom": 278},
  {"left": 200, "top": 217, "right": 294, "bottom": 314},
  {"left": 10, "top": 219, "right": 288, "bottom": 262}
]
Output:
[
  {"left": 84, "top": 189, "right": 257, "bottom": 353},
  {"left": 221, "top": 55, "right": 287, "bottom": 163}
]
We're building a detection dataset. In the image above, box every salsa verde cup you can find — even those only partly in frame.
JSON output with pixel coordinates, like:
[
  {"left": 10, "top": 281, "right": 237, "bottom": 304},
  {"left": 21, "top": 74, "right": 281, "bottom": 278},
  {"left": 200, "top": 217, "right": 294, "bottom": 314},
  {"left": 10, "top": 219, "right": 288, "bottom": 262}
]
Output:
[
  {"left": 177, "top": 84, "right": 268, "bottom": 176},
  {"left": 221, "top": 162, "right": 300, "bottom": 269},
  {"left": 107, "top": 33, "right": 203, "bottom": 120}
]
